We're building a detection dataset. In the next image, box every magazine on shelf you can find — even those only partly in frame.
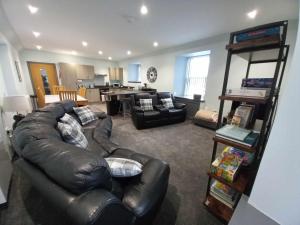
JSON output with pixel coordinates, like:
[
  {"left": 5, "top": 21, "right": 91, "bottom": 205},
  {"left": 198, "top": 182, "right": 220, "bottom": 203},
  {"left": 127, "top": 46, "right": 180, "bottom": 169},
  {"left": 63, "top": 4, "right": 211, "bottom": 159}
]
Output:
[
  {"left": 241, "top": 78, "right": 274, "bottom": 88},
  {"left": 216, "top": 125, "right": 251, "bottom": 142},
  {"left": 232, "top": 105, "right": 255, "bottom": 128},
  {"left": 215, "top": 132, "right": 259, "bottom": 147}
]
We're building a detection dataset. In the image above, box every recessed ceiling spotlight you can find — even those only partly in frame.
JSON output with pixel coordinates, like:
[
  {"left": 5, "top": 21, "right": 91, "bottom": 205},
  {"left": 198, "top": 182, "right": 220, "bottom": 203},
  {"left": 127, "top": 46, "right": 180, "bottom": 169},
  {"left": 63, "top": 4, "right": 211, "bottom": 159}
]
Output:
[
  {"left": 140, "top": 5, "right": 148, "bottom": 15},
  {"left": 71, "top": 51, "right": 77, "bottom": 55},
  {"left": 247, "top": 9, "right": 257, "bottom": 19},
  {"left": 36, "top": 45, "right": 42, "bottom": 50},
  {"left": 153, "top": 42, "right": 159, "bottom": 47},
  {"left": 108, "top": 57, "right": 112, "bottom": 60},
  {"left": 127, "top": 50, "right": 132, "bottom": 55},
  {"left": 28, "top": 5, "right": 39, "bottom": 14},
  {"left": 82, "top": 41, "right": 88, "bottom": 47},
  {"left": 32, "top": 31, "right": 40, "bottom": 38},
  {"left": 98, "top": 50, "right": 103, "bottom": 55}
]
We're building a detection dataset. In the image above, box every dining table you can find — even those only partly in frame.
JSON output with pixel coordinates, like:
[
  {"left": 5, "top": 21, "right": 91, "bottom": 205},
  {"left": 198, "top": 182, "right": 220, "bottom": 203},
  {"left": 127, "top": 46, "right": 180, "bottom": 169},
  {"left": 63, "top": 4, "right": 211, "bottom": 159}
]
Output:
[{"left": 45, "top": 95, "right": 88, "bottom": 106}]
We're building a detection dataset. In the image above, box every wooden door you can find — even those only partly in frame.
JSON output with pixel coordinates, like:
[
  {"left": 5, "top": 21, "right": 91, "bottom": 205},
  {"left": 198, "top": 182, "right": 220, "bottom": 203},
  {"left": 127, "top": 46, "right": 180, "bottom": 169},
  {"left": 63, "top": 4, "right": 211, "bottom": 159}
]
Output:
[{"left": 28, "top": 62, "right": 59, "bottom": 95}]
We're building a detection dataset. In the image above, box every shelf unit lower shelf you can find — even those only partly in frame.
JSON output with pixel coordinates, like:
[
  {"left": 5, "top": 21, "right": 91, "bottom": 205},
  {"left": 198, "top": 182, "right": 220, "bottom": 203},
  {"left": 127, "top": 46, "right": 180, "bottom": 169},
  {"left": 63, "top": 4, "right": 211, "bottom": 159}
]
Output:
[
  {"left": 204, "top": 194, "right": 234, "bottom": 222},
  {"left": 207, "top": 169, "right": 251, "bottom": 193}
]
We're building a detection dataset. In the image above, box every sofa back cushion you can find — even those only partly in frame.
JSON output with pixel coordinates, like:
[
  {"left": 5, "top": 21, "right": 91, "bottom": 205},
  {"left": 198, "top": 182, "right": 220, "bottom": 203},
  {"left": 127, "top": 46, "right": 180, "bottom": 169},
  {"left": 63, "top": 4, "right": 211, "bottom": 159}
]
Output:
[
  {"left": 134, "top": 93, "right": 158, "bottom": 106},
  {"left": 21, "top": 139, "right": 112, "bottom": 194}
]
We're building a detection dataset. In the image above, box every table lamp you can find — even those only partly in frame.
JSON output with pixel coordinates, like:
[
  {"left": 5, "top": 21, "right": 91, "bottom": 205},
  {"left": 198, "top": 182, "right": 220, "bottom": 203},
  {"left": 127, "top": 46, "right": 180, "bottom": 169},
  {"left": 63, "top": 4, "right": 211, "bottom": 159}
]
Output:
[{"left": 2, "top": 95, "right": 32, "bottom": 129}]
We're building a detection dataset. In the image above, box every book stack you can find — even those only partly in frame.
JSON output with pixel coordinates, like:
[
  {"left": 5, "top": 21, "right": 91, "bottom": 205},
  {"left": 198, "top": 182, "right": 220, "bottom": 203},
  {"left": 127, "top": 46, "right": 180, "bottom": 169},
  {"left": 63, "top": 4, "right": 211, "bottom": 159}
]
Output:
[
  {"left": 216, "top": 125, "right": 259, "bottom": 147},
  {"left": 236, "top": 27, "right": 280, "bottom": 43},
  {"left": 226, "top": 78, "right": 273, "bottom": 99},
  {"left": 211, "top": 152, "right": 243, "bottom": 183},
  {"left": 210, "top": 180, "right": 239, "bottom": 208},
  {"left": 222, "top": 147, "right": 255, "bottom": 166}
]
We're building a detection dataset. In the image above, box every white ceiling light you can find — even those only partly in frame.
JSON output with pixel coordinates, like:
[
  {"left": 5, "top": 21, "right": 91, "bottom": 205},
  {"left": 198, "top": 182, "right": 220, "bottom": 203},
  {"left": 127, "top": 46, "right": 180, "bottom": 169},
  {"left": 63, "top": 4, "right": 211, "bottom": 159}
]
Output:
[
  {"left": 127, "top": 50, "right": 132, "bottom": 55},
  {"left": 108, "top": 56, "right": 112, "bottom": 60},
  {"left": 98, "top": 50, "right": 103, "bottom": 55},
  {"left": 82, "top": 41, "right": 88, "bottom": 47},
  {"left": 36, "top": 45, "right": 42, "bottom": 50},
  {"left": 247, "top": 9, "right": 257, "bottom": 19},
  {"left": 140, "top": 5, "right": 148, "bottom": 15},
  {"left": 28, "top": 5, "right": 38, "bottom": 14},
  {"left": 153, "top": 41, "right": 159, "bottom": 47},
  {"left": 71, "top": 51, "right": 77, "bottom": 55},
  {"left": 32, "top": 31, "right": 40, "bottom": 38}
]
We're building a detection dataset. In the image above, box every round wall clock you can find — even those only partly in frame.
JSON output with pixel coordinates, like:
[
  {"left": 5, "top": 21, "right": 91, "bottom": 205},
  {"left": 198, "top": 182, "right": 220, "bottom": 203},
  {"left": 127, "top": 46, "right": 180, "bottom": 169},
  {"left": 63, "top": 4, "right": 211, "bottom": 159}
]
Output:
[{"left": 146, "top": 67, "right": 158, "bottom": 83}]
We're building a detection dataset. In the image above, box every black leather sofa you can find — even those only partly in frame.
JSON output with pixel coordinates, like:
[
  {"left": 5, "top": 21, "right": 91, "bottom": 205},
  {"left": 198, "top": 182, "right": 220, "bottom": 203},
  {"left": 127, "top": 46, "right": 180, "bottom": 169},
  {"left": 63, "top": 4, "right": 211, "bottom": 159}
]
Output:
[
  {"left": 12, "top": 100, "right": 170, "bottom": 225},
  {"left": 131, "top": 92, "right": 187, "bottom": 129}
]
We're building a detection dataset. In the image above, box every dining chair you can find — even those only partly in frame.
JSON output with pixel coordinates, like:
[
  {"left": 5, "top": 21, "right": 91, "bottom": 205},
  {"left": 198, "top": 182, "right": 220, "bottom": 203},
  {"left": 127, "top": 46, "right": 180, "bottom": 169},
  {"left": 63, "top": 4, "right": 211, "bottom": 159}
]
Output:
[
  {"left": 36, "top": 87, "right": 45, "bottom": 108},
  {"left": 58, "top": 90, "right": 78, "bottom": 105},
  {"left": 78, "top": 87, "right": 87, "bottom": 97},
  {"left": 52, "top": 85, "right": 65, "bottom": 95}
]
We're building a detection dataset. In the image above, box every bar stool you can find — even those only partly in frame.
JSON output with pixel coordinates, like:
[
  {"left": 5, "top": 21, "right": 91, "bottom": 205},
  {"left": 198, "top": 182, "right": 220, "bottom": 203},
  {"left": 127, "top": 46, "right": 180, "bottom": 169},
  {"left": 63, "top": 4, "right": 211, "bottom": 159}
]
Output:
[{"left": 119, "top": 97, "right": 131, "bottom": 119}]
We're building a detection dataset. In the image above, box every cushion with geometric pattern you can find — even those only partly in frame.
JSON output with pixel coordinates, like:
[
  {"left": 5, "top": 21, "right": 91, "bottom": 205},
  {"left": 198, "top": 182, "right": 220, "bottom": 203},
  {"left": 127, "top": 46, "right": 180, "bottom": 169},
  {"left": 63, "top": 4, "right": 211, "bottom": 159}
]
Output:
[
  {"left": 161, "top": 98, "right": 174, "bottom": 109},
  {"left": 104, "top": 157, "right": 143, "bottom": 177},
  {"left": 73, "top": 106, "right": 97, "bottom": 125},
  {"left": 139, "top": 99, "right": 153, "bottom": 111}
]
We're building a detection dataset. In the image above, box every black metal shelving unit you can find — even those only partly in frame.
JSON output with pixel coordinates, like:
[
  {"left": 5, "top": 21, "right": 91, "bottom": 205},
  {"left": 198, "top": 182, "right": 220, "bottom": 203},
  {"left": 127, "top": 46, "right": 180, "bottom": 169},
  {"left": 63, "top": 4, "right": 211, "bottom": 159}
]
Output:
[{"left": 203, "top": 21, "right": 290, "bottom": 223}]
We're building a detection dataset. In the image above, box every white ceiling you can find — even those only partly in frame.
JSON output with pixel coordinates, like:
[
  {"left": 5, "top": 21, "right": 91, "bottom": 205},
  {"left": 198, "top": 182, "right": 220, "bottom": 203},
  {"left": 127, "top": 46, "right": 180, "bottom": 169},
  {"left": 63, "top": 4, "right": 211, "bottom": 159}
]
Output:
[{"left": 1, "top": 0, "right": 299, "bottom": 61}]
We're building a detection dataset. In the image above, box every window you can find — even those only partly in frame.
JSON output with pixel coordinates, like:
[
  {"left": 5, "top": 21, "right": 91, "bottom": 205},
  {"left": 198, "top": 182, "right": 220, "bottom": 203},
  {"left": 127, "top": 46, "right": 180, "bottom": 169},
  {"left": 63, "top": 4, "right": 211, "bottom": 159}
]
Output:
[
  {"left": 128, "top": 63, "right": 141, "bottom": 83},
  {"left": 184, "top": 53, "right": 210, "bottom": 100}
]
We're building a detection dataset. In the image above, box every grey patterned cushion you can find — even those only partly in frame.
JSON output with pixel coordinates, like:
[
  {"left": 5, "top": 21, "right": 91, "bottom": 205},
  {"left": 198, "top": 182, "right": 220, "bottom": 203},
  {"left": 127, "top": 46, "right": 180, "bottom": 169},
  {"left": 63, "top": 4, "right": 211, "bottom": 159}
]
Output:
[
  {"left": 57, "top": 122, "right": 88, "bottom": 149},
  {"left": 139, "top": 99, "right": 153, "bottom": 111},
  {"left": 161, "top": 98, "right": 174, "bottom": 109},
  {"left": 104, "top": 158, "right": 143, "bottom": 177},
  {"left": 73, "top": 106, "right": 97, "bottom": 125},
  {"left": 60, "top": 113, "right": 82, "bottom": 131}
]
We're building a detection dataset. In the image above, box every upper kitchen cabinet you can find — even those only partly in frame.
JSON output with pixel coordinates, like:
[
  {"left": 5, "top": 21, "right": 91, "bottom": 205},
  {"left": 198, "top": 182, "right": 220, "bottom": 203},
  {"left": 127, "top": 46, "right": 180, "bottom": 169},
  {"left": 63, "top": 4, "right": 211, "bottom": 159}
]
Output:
[
  {"left": 76, "top": 64, "right": 95, "bottom": 80},
  {"left": 109, "top": 67, "right": 123, "bottom": 81}
]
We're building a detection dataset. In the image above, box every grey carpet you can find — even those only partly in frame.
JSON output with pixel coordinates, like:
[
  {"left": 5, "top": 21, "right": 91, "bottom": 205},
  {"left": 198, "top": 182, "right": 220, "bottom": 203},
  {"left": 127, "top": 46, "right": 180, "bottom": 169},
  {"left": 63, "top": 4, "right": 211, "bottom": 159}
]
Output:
[{"left": 0, "top": 116, "right": 224, "bottom": 225}]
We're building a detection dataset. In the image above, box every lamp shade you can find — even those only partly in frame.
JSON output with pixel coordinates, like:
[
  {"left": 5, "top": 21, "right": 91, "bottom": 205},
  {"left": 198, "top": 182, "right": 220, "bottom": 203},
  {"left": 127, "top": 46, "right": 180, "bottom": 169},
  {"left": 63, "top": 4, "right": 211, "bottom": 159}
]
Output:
[{"left": 2, "top": 95, "right": 32, "bottom": 113}]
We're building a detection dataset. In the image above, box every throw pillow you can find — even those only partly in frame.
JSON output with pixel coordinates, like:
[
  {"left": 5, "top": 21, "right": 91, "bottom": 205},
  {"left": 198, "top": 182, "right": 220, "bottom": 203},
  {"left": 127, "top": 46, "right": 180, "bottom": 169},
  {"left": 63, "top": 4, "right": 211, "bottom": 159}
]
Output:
[
  {"left": 139, "top": 99, "right": 153, "bottom": 111},
  {"left": 60, "top": 113, "right": 82, "bottom": 131},
  {"left": 104, "top": 157, "right": 143, "bottom": 177},
  {"left": 57, "top": 122, "right": 88, "bottom": 149},
  {"left": 161, "top": 98, "right": 174, "bottom": 109},
  {"left": 73, "top": 106, "right": 97, "bottom": 125}
]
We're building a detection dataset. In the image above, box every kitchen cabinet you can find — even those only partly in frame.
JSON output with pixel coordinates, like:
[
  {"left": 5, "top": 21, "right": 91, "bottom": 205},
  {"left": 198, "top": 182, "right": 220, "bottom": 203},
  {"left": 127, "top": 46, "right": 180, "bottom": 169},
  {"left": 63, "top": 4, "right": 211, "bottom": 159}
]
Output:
[
  {"left": 86, "top": 88, "right": 100, "bottom": 102},
  {"left": 108, "top": 67, "right": 123, "bottom": 81},
  {"left": 59, "top": 63, "right": 77, "bottom": 89},
  {"left": 76, "top": 65, "right": 95, "bottom": 80}
]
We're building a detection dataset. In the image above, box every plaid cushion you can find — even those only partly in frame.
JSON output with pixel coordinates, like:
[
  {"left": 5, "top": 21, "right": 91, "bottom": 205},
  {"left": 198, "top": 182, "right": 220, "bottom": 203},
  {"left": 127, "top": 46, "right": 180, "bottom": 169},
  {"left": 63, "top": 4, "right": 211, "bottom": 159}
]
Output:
[
  {"left": 139, "top": 99, "right": 153, "bottom": 111},
  {"left": 57, "top": 122, "right": 88, "bottom": 149},
  {"left": 60, "top": 113, "right": 82, "bottom": 131},
  {"left": 161, "top": 98, "right": 174, "bottom": 109},
  {"left": 73, "top": 106, "right": 97, "bottom": 125},
  {"left": 104, "top": 158, "right": 143, "bottom": 177}
]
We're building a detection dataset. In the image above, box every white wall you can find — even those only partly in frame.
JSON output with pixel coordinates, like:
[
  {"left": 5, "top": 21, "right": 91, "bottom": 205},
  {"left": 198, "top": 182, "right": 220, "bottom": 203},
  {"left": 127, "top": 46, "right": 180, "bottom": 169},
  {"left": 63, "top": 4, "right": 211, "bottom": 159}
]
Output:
[
  {"left": 248, "top": 14, "right": 300, "bottom": 225},
  {"left": 119, "top": 20, "right": 298, "bottom": 112},
  {"left": 19, "top": 49, "right": 118, "bottom": 94}
]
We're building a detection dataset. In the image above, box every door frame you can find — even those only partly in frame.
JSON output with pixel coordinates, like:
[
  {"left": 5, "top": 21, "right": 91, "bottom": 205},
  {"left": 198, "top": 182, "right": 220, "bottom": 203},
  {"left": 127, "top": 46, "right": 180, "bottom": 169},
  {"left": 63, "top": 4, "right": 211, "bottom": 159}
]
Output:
[{"left": 27, "top": 61, "right": 59, "bottom": 95}]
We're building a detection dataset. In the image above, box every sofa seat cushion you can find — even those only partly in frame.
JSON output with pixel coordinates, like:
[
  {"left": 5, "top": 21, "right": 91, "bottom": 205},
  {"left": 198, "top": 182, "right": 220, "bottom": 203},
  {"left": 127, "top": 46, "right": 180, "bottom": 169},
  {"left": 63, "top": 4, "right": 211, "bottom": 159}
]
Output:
[
  {"left": 143, "top": 111, "right": 160, "bottom": 120},
  {"left": 84, "top": 129, "right": 109, "bottom": 158},
  {"left": 169, "top": 108, "right": 184, "bottom": 116}
]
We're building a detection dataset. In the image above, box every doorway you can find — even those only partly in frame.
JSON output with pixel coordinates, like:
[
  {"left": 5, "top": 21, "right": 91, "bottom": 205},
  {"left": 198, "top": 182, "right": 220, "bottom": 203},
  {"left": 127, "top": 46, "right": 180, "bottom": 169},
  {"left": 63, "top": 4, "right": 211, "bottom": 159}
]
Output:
[{"left": 27, "top": 62, "right": 59, "bottom": 95}]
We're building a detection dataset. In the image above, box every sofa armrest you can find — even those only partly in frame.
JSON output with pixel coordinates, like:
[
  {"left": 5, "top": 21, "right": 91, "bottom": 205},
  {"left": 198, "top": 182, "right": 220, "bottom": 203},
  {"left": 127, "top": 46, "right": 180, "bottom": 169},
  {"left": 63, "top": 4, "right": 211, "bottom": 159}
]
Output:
[
  {"left": 122, "top": 159, "right": 170, "bottom": 218},
  {"left": 174, "top": 102, "right": 186, "bottom": 109},
  {"left": 133, "top": 106, "right": 144, "bottom": 112},
  {"left": 154, "top": 105, "right": 168, "bottom": 113},
  {"left": 67, "top": 189, "right": 134, "bottom": 225},
  {"left": 94, "top": 111, "right": 107, "bottom": 119}
]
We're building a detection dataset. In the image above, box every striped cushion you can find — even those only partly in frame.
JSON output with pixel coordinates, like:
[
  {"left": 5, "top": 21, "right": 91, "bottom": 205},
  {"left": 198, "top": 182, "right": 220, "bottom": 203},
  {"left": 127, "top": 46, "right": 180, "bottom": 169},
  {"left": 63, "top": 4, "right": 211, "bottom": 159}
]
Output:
[
  {"left": 139, "top": 99, "right": 153, "bottom": 111},
  {"left": 60, "top": 113, "right": 82, "bottom": 131},
  {"left": 161, "top": 98, "right": 174, "bottom": 109},
  {"left": 73, "top": 106, "right": 97, "bottom": 125},
  {"left": 57, "top": 122, "right": 88, "bottom": 149},
  {"left": 104, "top": 158, "right": 143, "bottom": 177}
]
